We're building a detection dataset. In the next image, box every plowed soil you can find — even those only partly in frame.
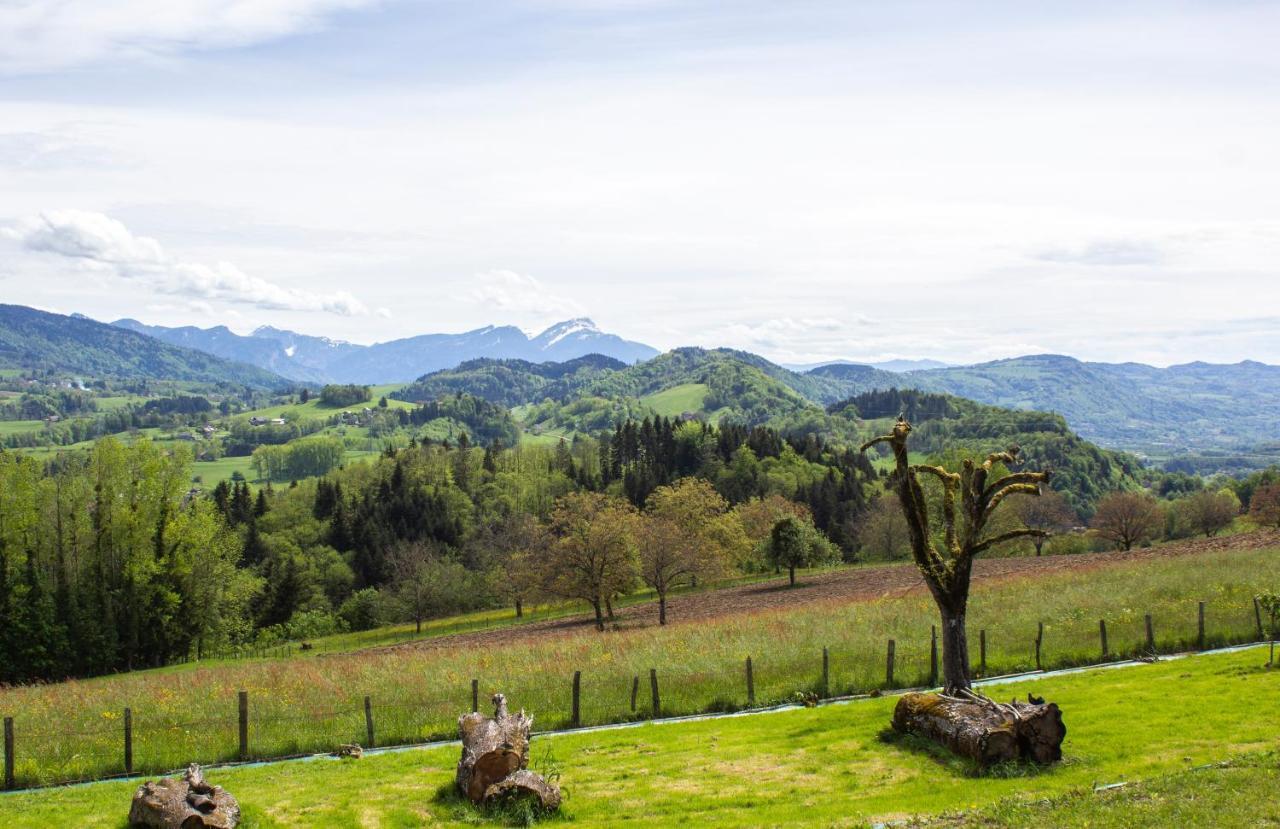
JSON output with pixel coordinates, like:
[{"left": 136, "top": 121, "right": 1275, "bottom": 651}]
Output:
[{"left": 372, "top": 529, "right": 1279, "bottom": 656}]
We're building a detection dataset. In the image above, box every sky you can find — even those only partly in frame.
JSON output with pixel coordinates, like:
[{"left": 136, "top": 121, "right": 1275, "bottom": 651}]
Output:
[{"left": 1, "top": 0, "right": 1278, "bottom": 366}]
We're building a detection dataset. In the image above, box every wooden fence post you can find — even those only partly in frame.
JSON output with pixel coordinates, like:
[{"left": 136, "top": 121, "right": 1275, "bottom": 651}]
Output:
[
  {"left": 886, "top": 639, "right": 895, "bottom": 687},
  {"left": 649, "top": 669, "right": 660, "bottom": 715},
  {"left": 822, "top": 647, "right": 830, "bottom": 697},
  {"left": 364, "top": 696, "right": 375, "bottom": 748},
  {"left": 630, "top": 676, "right": 639, "bottom": 713},
  {"left": 471, "top": 679, "right": 479, "bottom": 713},
  {"left": 1035, "top": 622, "right": 1044, "bottom": 670},
  {"left": 1145, "top": 614, "right": 1155, "bottom": 653},
  {"left": 1100, "top": 619, "right": 1109, "bottom": 660},
  {"left": 4, "top": 717, "right": 13, "bottom": 790},
  {"left": 745, "top": 657, "right": 755, "bottom": 706},
  {"left": 237, "top": 690, "right": 249, "bottom": 760},
  {"left": 124, "top": 707, "right": 133, "bottom": 774},
  {"left": 979, "top": 629, "right": 987, "bottom": 677},
  {"left": 1198, "top": 601, "right": 1206, "bottom": 650},
  {"left": 571, "top": 671, "right": 581, "bottom": 727},
  {"left": 929, "top": 626, "right": 938, "bottom": 686}
]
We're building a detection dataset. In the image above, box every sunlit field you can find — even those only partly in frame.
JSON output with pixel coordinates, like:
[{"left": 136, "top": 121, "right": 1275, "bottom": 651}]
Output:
[{"left": 1, "top": 544, "right": 1275, "bottom": 788}]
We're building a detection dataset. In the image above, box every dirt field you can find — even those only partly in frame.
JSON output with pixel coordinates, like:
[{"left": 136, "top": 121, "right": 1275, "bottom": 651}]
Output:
[{"left": 371, "top": 529, "right": 1280, "bottom": 656}]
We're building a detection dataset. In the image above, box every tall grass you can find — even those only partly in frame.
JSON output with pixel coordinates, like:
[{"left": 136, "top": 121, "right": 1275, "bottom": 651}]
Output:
[{"left": 2, "top": 545, "right": 1276, "bottom": 788}]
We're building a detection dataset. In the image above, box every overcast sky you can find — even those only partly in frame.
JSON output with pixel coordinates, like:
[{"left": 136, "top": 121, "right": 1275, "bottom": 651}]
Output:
[{"left": 1, "top": 0, "right": 1277, "bottom": 366}]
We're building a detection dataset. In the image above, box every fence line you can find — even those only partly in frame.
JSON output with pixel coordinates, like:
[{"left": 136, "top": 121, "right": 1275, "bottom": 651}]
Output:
[{"left": 2, "top": 598, "right": 1274, "bottom": 792}]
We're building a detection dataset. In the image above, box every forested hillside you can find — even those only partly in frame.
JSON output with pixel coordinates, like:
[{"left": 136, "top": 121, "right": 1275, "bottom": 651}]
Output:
[{"left": 0, "top": 305, "right": 287, "bottom": 390}]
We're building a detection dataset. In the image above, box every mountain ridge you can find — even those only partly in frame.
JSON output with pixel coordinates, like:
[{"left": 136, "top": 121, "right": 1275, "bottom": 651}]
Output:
[{"left": 110, "top": 316, "right": 658, "bottom": 384}]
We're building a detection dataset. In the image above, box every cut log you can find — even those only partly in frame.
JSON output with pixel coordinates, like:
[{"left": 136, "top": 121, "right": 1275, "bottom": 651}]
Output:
[
  {"left": 456, "top": 693, "right": 562, "bottom": 812},
  {"left": 483, "top": 769, "right": 563, "bottom": 812},
  {"left": 457, "top": 693, "right": 533, "bottom": 803},
  {"left": 892, "top": 691, "right": 1065, "bottom": 766},
  {"left": 128, "top": 764, "right": 240, "bottom": 829}
]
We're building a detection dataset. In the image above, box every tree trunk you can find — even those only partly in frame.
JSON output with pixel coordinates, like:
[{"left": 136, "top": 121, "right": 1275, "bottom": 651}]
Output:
[
  {"left": 415, "top": 615, "right": 422, "bottom": 634},
  {"left": 939, "top": 606, "right": 971, "bottom": 694},
  {"left": 892, "top": 691, "right": 1065, "bottom": 766},
  {"left": 788, "top": 565, "right": 796, "bottom": 586},
  {"left": 1033, "top": 539, "right": 1044, "bottom": 556},
  {"left": 129, "top": 764, "right": 240, "bottom": 828},
  {"left": 591, "top": 599, "right": 603, "bottom": 632},
  {"left": 515, "top": 599, "right": 523, "bottom": 619},
  {"left": 456, "top": 694, "right": 561, "bottom": 811},
  {"left": 658, "top": 594, "right": 667, "bottom": 625},
  {"left": 605, "top": 598, "right": 615, "bottom": 622}
]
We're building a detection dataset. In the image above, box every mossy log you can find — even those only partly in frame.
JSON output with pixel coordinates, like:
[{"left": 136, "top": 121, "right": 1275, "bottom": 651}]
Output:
[
  {"left": 892, "top": 691, "right": 1065, "bottom": 765},
  {"left": 128, "top": 764, "right": 240, "bottom": 828},
  {"left": 457, "top": 693, "right": 561, "bottom": 811}
]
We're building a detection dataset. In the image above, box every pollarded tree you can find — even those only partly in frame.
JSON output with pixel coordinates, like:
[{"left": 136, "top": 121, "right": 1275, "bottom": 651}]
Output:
[
  {"left": 545, "top": 492, "right": 639, "bottom": 631},
  {"left": 1090, "top": 491, "right": 1163, "bottom": 551},
  {"left": 860, "top": 418, "right": 1049, "bottom": 694},
  {"left": 639, "top": 478, "right": 745, "bottom": 625}
]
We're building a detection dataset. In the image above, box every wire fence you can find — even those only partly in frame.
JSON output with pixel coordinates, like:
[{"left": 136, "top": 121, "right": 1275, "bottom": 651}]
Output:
[{"left": 2, "top": 597, "right": 1272, "bottom": 791}]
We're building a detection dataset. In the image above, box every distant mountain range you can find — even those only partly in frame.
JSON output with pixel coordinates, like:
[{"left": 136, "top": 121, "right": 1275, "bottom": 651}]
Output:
[
  {"left": 110, "top": 317, "right": 659, "bottom": 384},
  {"left": 5, "top": 304, "right": 1278, "bottom": 471},
  {"left": 0, "top": 305, "right": 287, "bottom": 390},
  {"left": 785, "top": 358, "right": 952, "bottom": 372}
]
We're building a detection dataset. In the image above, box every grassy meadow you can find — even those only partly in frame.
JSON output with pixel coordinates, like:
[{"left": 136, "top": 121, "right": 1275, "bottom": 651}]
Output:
[
  {"left": 1, "top": 544, "right": 1276, "bottom": 788},
  {"left": 0, "top": 647, "right": 1276, "bottom": 827}
]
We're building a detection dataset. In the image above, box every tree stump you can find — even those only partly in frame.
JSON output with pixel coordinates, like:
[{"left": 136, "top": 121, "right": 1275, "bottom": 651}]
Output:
[
  {"left": 456, "top": 693, "right": 561, "bottom": 811},
  {"left": 128, "top": 764, "right": 240, "bottom": 829},
  {"left": 892, "top": 691, "right": 1065, "bottom": 766}
]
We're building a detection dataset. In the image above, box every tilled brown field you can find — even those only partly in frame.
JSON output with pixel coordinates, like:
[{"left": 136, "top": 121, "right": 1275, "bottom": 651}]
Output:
[{"left": 372, "top": 529, "right": 1279, "bottom": 656}]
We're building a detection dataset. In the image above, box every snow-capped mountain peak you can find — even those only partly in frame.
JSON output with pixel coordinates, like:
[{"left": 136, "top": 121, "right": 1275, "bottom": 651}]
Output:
[{"left": 535, "top": 318, "right": 600, "bottom": 348}]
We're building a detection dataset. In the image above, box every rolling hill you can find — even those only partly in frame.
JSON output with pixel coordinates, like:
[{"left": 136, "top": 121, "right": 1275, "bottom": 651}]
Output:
[
  {"left": 0, "top": 305, "right": 289, "bottom": 390},
  {"left": 112, "top": 316, "right": 658, "bottom": 384},
  {"left": 884, "top": 355, "right": 1280, "bottom": 470}
]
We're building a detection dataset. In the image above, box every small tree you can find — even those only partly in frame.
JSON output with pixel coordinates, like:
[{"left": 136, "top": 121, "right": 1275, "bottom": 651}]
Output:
[
  {"left": 857, "top": 493, "right": 911, "bottom": 560},
  {"left": 861, "top": 418, "right": 1049, "bottom": 693},
  {"left": 1258, "top": 592, "right": 1280, "bottom": 666},
  {"left": 1090, "top": 491, "right": 1163, "bottom": 550},
  {"left": 486, "top": 514, "right": 550, "bottom": 618},
  {"left": 639, "top": 478, "right": 745, "bottom": 624},
  {"left": 546, "top": 492, "right": 639, "bottom": 631},
  {"left": 1249, "top": 484, "right": 1280, "bottom": 529},
  {"left": 1015, "top": 488, "right": 1078, "bottom": 555},
  {"left": 388, "top": 540, "right": 446, "bottom": 634},
  {"left": 1178, "top": 489, "right": 1239, "bottom": 538},
  {"left": 769, "top": 518, "right": 807, "bottom": 586}
]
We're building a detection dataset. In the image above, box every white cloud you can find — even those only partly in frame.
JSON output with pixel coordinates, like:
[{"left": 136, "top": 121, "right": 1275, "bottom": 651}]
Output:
[
  {"left": 7, "top": 209, "right": 369, "bottom": 316},
  {"left": 468, "top": 270, "right": 584, "bottom": 318},
  {"left": 0, "top": 0, "right": 377, "bottom": 75}
]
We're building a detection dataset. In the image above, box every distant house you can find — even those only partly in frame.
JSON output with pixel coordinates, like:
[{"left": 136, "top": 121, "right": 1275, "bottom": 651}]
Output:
[
  {"left": 201, "top": 424, "right": 216, "bottom": 438},
  {"left": 43, "top": 414, "right": 61, "bottom": 423},
  {"left": 249, "top": 416, "right": 269, "bottom": 426},
  {"left": 270, "top": 417, "right": 287, "bottom": 426}
]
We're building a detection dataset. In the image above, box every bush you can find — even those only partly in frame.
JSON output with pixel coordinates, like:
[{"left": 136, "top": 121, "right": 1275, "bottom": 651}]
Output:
[{"left": 338, "top": 588, "right": 384, "bottom": 631}]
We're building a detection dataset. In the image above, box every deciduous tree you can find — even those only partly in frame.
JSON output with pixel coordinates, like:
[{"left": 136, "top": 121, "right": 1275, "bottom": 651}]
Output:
[
  {"left": 639, "top": 478, "right": 745, "bottom": 624},
  {"left": 1090, "top": 491, "right": 1163, "bottom": 551},
  {"left": 1014, "top": 487, "right": 1078, "bottom": 555},
  {"left": 1248, "top": 483, "right": 1280, "bottom": 529},
  {"left": 545, "top": 492, "right": 639, "bottom": 631}
]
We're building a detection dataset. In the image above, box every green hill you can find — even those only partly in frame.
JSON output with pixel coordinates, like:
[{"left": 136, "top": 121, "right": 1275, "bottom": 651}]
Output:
[{"left": 0, "top": 304, "right": 288, "bottom": 390}]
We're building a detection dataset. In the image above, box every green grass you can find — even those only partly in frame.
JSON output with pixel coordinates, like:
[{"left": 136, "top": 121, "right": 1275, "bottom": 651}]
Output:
[
  {"left": 233, "top": 384, "right": 413, "bottom": 423},
  {"left": 0, "top": 543, "right": 1276, "bottom": 788},
  {"left": 0, "top": 419, "right": 47, "bottom": 436},
  {"left": 1, "top": 648, "right": 1276, "bottom": 827},
  {"left": 640, "top": 383, "right": 709, "bottom": 417}
]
